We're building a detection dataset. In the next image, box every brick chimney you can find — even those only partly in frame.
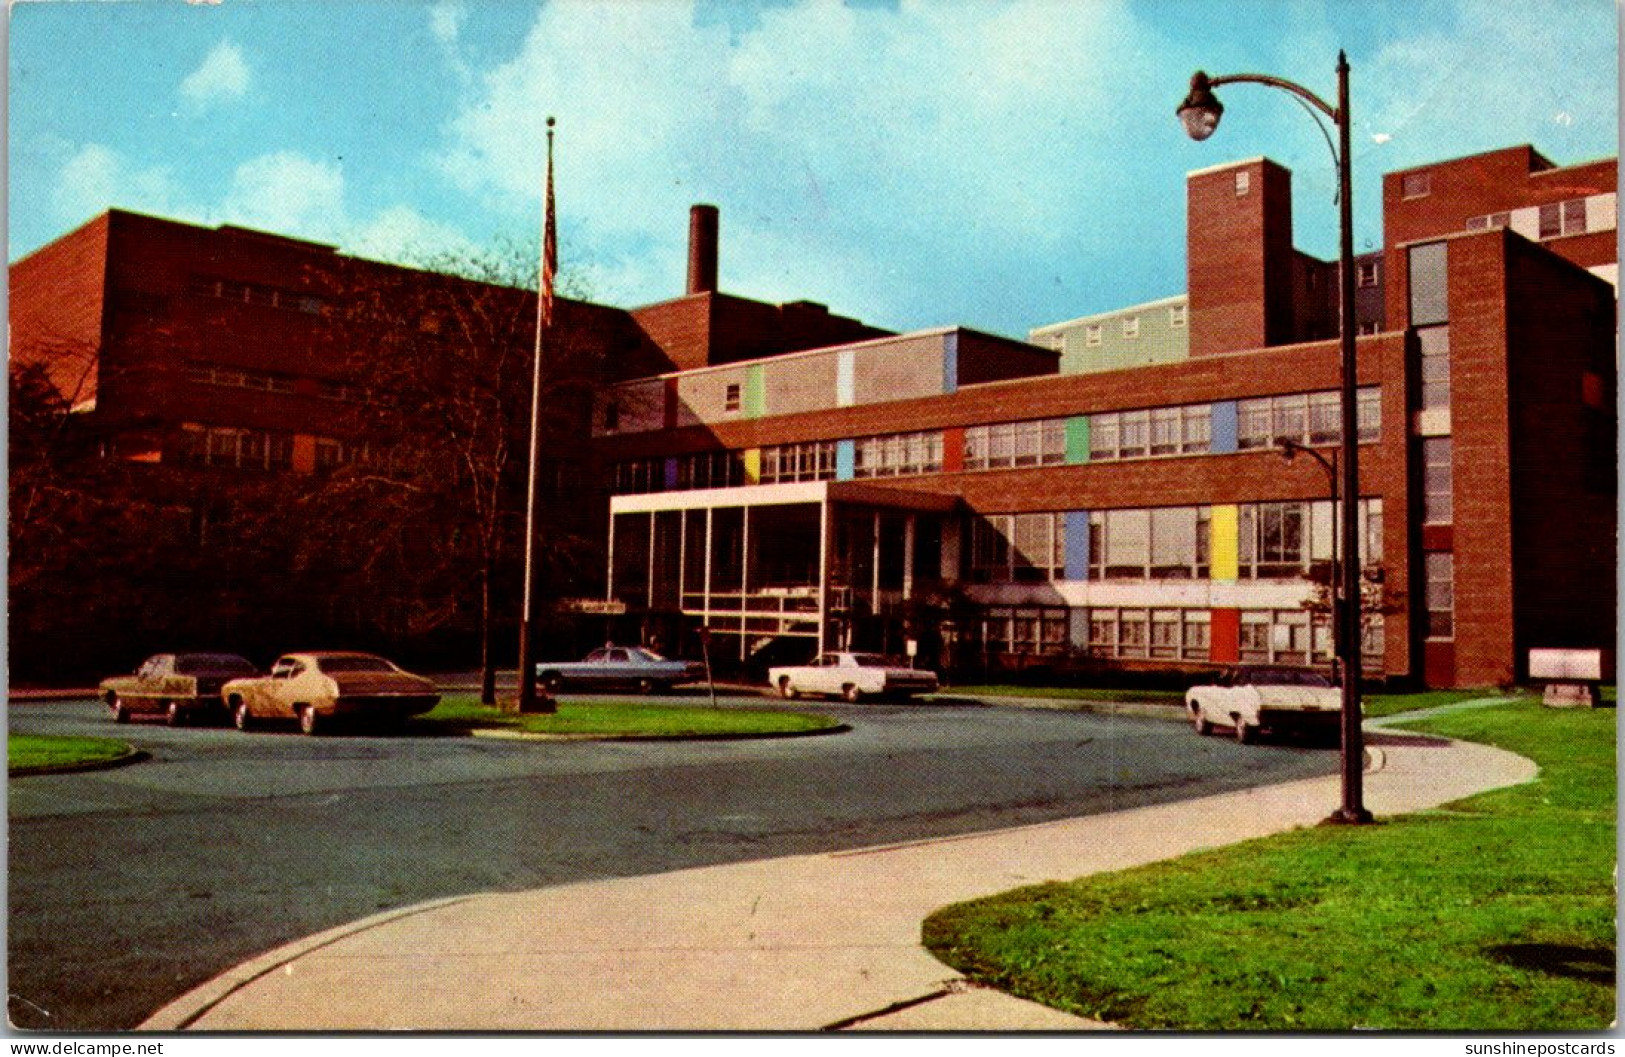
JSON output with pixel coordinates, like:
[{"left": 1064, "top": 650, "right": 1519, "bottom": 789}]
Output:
[{"left": 687, "top": 204, "right": 719, "bottom": 295}]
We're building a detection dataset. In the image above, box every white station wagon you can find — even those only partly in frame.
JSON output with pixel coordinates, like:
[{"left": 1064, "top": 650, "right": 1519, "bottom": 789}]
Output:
[{"left": 769, "top": 652, "right": 939, "bottom": 703}]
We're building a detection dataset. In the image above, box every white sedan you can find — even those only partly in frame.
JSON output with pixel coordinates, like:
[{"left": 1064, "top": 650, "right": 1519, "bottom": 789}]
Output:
[
  {"left": 769, "top": 652, "right": 939, "bottom": 703},
  {"left": 1185, "top": 666, "right": 1342, "bottom": 743}
]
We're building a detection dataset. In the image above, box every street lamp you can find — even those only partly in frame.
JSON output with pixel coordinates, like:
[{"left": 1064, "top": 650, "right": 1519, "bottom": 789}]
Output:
[
  {"left": 1180, "top": 54, "right": 1372, "bottom": 825},
  {"left": 1279, "top": 438, "right": 1340, "bottom": 684}
]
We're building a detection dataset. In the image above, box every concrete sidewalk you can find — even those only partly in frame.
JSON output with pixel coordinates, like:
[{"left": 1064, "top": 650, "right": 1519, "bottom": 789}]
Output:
[{"left": 142, "top": 725, "right": 1536, "bottom": 1033}]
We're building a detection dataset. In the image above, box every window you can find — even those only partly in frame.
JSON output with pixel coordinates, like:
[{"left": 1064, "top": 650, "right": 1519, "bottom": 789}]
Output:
[
  {"left": 1466, "top": 212, "right": 1510, "bottom": 231},
  {"left": 962, "top": 420, "right": 1062, "bottom": 472},
  {"left": 1085, "top": 324, "right": 1102, "bottom": 347},
  {"left": 1122, "top": 315, "right": 1140, "bottom": 339},
  {"left": 969, "top": 513, "right": 1065, "bottom": 583},
  {"left": 1182, "top": 405, "right": 1211, "bottom": 453},
  {"left": 1118, "top": 410, "right": 1149, "bottom": 459},
  {"left": 183, "top": 425, "right": 294, "bottom": 471},
  {"left": 855, "top": 431, "right": 942, "bottom": 478},
  {"left": 1540, "top": 198, "right": 1590, "bottom": 240},
  {"left": 1235, "top": 170, "right": 1251, "bottom": 196},
  {"left": 1149, "top": 408, "right": 1182, "bottom": 456},
  {"left": 1409, "top": 241, "right": 1449, "bottom": 326},
  {"left": 1182, "top": 611, "right": 1211, "bottom": 661},
  {"left": 1170, "top": 304, "right": 1188, "bottom": 328},
  {"left": 1356, "top": 260, "right": 1379, "bottom": 288},
  {"left": 1091, "top": 506, "right": 1207, "bottom": 580},
  {"left": 1418, "top": 326, "right": 1450, "bottom": 411},
  {"left": 1089, "top": 414, "right": 1120, "bottom": 461},
  {"left": 1424, "top": 552, "right": 1455, "bottom": 639},
  {"left": 758, "top": 441, "right": 835, "bottom": 485},
  {"left": 723, "top": 383, "right": 742, "bottom": 413},
  {"left": 1422, "top": 437, "right": 1453, "bottom": 523},
  {"left": 1402, "top": 171, "right": 1431, "bottom": 199}
]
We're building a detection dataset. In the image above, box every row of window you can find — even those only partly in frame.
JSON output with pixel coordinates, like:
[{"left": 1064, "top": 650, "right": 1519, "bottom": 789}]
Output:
[
  {"left": 1235, "top": 388, "right": 1381, "bottom": 451},
  {"left": 1466, "top": 197, "right": 1594, "bottom": 240},
  {"left": 978, "top": 604, "right": 1384, "bottom": 666},
  {"left": 189, "top": 276, "right": 329, "bottom": 316},
  {"left": 853, "top": 431, "right": 944, "bottom": 479},
  {"left": 1078, "top": 304, "right": 1187, "bottom": 346},
  {"left": 964, "top": 499, "right": 1385, "bottom": 586},
  {"left": 175, "top": 425, "right": 379, "bottom": 472},
  {"left": 186, "top": 363, "right": 384, "bottom": 405},
  {"left": 1091, "top": 403, "right": 1212, "bottom": 461},
  {"left": 178, "top": 424, "right": 295, "bottom": 471},
  {"left": 612, "top": 387, "right": 1383, "bottom": 495}
]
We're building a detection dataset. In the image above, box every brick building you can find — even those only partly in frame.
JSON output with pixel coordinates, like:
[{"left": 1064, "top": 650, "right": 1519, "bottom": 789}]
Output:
[
  {"left": 596, "top": 145, "right": 1616, "bottom": 687},
  {"left": 11, "top": 145, "right": 1615, "bottom": 687}
]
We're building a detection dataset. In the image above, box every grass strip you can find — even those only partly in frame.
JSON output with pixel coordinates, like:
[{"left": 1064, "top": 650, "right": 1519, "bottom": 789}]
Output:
[
  {"left": 10, "top": 733, "right": 136, "bottom": 774},
  {"left": 922, "top": 699, "right": 1615, "bottom": 1031},
  {"left": 416, "top": 693, "right": 840, "bottom": 738}
]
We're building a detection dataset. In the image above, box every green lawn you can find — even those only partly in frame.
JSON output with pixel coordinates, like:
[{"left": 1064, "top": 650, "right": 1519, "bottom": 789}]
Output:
[
  {"left": 922, "top": 699, "right": 1615, "bottom": 1031},
  {"left": 415, "top": 693, "right": 841, "bottom": 738},
  {"left": 10, "top": 733, "right": 135, "bottom": 775}
]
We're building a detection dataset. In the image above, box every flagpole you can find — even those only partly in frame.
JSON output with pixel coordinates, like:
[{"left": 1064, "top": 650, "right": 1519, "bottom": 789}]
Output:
[{"left": 515, "top": 116, "right": 557, "bottom": 714}]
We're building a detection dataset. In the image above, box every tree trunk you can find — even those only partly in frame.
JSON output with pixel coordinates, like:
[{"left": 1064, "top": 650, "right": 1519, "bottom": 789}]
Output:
[{"left": 479, "top": 562, "right": 497, "bottom": 705}]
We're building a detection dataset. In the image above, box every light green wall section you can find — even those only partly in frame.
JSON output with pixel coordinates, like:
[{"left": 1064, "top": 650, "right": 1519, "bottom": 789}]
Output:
[
  {"left": 1065, "top": 416, "right": 1091, "bottom": 464},
  {"left": 1033, "top": 299, "right": 1191, "bottom": 376},
  {"left": 744, "top": 365, "right": 766, "bottom": 417}
]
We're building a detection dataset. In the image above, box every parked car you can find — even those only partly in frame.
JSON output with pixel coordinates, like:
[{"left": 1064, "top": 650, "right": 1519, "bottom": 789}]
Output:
[
  {"left": 223, "top": 652, "right": 440, "bottom": 735},
  {"left": 535, "top": 646, "right": 705, "bottom": 694},
  {"left": 1185, "top": 665, "right": 1342, "bottom": 743},
  {"left": 100, "top": 653, "right": 260, "bottom": 726},
  {"left": 768, "top": 652, "right": 939, "bottom": 702}
]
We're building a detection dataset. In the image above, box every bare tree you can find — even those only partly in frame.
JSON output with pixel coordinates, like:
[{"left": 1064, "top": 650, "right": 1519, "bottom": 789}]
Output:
[{"left": 317, "top": 240, "right": 608, "bottom": 702}]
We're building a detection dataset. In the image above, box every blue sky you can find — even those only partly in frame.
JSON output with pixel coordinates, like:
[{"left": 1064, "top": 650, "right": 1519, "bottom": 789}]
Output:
[{"left": 9, "top": 0, "right": 1617, "bottom": 338}]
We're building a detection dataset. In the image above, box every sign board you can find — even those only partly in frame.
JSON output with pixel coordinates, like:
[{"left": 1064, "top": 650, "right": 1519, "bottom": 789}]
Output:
[
  {"left": 1528, "top": 648, "right": 1613, "bottom": 682},
  {"left": 906, "top": 639, "right": 918, "bottom": 658},
  {"left": 560, "top": 599, "right": 628, "bottom": 616}
]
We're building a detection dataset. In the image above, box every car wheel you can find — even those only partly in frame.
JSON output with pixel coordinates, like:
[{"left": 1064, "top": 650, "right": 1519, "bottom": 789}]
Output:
[
  {"left": 1233, "top": 716, "right": 1255, "bottom": 744},
  {"left": 233, "top": 700, "right": 254, "bottom": 732},
  {"left": 541, "top": 672, "right": 565, "bottom": 694},
  {"left": 778, "top": 677, "right": 798, "bottom": 700},
  {"left": 842, "top": 683, "right": 863, "bottom": 704},
  {"left": 166, "top": 701, "right": 185, "bottom": 727},
  {"left": 1192, "top": 709, "right": 1213, "bottom": 736},
  {"left": 298, "top": 706, "right": 321, "bottom": 736},
  {"left": 636, "top": 678, "right": 656, "bottom": 695},
  {"left": 108, "top": 694, "right": 130, "bottom": 724}
]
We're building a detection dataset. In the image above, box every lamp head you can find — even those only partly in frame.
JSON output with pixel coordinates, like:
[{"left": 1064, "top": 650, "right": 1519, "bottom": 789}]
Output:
[{"left": 1178, "top": 71, "right": 1224, "bottom": 141}]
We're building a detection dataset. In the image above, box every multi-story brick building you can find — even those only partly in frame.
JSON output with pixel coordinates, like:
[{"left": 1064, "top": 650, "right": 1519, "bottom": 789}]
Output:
[
  {"left": 595, "top": 145, "right": 1616, "bottom": 687},
  {"left": 11, "top": 145, "right": 1615, "bottom": 688}
]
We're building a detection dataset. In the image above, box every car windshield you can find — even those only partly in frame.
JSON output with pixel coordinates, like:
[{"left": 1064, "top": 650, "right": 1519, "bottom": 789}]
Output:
[
  {"left": 1245, "top": 668, "right": 1335, "bottom": 688},
  {"left": 317, "top": 656, "right": 398, "bottom": 674},
  {"left": 175, "top": 654, "right": 257, "bottom": 676}
]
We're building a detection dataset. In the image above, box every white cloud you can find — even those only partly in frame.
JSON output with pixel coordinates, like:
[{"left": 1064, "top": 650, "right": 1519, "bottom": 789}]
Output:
[
  {"left": 349, "top": 204, "right": 481, "bottom": 263},
  {"left": 180, "top": 39, "right": 251, "bottom": 110},
  {"left": 52, "top": 143, "right": 192, "bottom": 227},
  {"left": 431, "top": 0, "right": 1142, "bottom": 324},
  {"left": 221, "top": 152, "right": 348, "bottom": 237},
  {"left": 429, "top": 2, "right": 473, "bottom": 86}
]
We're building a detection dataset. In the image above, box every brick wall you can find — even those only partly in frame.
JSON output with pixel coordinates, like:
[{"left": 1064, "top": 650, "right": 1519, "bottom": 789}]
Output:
[{"left": 1188, "top": 158, "right": 1296, "bottom": 357}]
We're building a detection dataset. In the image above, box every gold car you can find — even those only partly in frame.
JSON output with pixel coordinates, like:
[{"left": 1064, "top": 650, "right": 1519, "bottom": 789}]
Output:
[
  {"left": 223, "top": 652, "right": 440, "bottom": 735},
  {"left": 100, "top": 652, "right": 260, "bottom": 726}
]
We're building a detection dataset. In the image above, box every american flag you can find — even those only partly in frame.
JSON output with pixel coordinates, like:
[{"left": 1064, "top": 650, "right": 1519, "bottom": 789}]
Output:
[{"left": 541, "top": 117, "right": 557, "bottom": 329}]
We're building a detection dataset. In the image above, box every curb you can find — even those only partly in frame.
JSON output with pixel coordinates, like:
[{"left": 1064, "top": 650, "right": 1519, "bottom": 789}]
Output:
[
  {"left": 141, "top": 896, "right": 477, "bottom": 1030},
  {"left": 470, "top": 722, "right": 851, "bottom": 743},
  {"left": 9, "top": 746, "right": 148, "bottom": 778}
]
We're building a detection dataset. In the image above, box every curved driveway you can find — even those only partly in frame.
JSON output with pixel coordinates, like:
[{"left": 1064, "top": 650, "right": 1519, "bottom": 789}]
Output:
[{"left": 9, "top": 694, "right": 1335, "bottom": 1030}]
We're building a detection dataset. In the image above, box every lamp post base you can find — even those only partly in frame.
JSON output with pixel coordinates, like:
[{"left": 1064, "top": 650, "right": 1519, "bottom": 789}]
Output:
[{"left": 1321, "top": 807, "right": 1376, "bottom": 826}]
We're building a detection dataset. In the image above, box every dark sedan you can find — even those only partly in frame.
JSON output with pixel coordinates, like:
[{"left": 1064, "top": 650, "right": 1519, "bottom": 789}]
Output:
[{"left": 536, "top": 646, "right": 705, "bottom": 694}]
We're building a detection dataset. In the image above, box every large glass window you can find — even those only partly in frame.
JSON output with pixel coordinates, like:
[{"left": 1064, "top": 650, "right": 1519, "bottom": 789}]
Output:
[
  {"left": 1422, "top": 437, "right": 1453, "bottom": 523},
  {"left": 1418, "top": 327, "right": 1451, "bottom": 412},
  {"left": 1409, "top": 241, "right": 1449, "bottom": 326},
  {"left": 1424, "top": 552, "right": 1455, "bottom": 639},
  {"left": 969, "top": 513, "right": 1065, "bottom": 583}
]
